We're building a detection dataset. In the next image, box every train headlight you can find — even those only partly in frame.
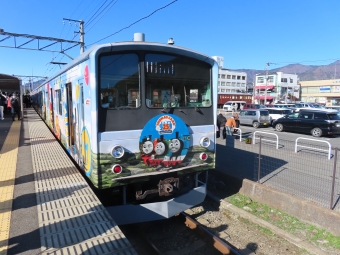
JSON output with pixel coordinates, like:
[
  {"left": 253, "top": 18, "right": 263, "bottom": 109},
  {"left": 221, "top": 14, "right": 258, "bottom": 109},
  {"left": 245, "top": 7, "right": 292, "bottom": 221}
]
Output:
[
  {"left": 199, "top": 137, "right": 210, "bottom": 148},
  {"left": 112, "top": 164, "right": 123, "bottom": 174},
  {"left": 111, "top": 145, "right": 125, "bottom": 158}
]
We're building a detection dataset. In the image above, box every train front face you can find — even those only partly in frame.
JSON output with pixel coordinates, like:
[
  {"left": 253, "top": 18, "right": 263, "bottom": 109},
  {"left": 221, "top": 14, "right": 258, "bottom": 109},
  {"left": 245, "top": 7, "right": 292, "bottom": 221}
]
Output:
[{"left": 96, "top": 43, "right": 217, "bottom": 224}]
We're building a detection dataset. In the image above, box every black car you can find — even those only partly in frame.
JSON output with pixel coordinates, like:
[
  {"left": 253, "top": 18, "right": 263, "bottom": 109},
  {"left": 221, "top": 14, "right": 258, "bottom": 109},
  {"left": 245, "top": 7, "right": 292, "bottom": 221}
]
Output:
[{"left": 272, "top": 109, "right": 340, "bottom": 137}]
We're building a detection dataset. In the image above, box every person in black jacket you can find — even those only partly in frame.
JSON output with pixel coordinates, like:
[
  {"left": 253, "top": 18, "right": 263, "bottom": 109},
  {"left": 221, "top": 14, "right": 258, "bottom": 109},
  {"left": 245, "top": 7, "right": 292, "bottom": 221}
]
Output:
[
  {"left": 217, "top": 113, "right": 227, "bottom": 138},
  {"left": 10, "top": 92, "right": 20, "bottom": 121}
]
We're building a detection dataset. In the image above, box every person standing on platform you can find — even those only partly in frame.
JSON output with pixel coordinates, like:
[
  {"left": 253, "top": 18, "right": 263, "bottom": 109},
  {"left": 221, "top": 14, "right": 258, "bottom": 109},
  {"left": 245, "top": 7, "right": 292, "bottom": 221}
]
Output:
[
  {"left": 10, "top": 92, "right": 21, "bottom": 121},
  {"left": 0, "top": 91, "right": 5, "bottom": 120},
  {"left": 7, "top": 93, "right": 12, "bottom": 115}
]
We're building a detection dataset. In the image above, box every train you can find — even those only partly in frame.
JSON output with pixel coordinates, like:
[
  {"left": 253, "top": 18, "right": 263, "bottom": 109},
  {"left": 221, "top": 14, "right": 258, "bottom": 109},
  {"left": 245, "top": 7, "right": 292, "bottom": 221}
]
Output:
[
  {"left": 31, "top": 33, "right": 218, "bottom": 225},
  {"left": 218, "top": 92, "right": 252, "bottom": 108}
]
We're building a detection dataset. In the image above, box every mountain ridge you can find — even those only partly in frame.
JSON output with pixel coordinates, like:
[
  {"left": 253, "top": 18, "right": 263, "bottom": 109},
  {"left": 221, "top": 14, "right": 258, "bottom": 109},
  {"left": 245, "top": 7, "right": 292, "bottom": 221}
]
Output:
[{"left": 234, "top": 60, "right": 340, "bottom": 84}]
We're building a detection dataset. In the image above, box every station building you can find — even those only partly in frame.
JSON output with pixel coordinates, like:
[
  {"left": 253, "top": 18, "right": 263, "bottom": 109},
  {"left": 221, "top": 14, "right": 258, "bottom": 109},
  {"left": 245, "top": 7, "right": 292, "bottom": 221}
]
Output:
[{"left": 300, "top": 79, "right": 340, "bottom": 106}]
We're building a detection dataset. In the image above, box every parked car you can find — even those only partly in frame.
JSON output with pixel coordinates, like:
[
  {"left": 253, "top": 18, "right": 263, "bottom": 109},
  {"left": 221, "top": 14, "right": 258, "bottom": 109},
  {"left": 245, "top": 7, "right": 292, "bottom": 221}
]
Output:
[
  {"left": 263, "top": 108, "right": 292, "bottom": 125},
  {"left": 272, "top": 109, "right": 340, "bottom": 137},
  {"left": 238, "top": 109, "right": 271, "bottom": 128},
  {"left": 243, "top": 103, "right": 266, "bottom": 110}
]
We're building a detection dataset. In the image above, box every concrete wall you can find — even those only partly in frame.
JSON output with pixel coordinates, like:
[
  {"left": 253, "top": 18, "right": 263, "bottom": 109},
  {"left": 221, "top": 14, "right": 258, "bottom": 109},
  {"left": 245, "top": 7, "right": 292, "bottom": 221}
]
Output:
[{"left": 239, "top": 178, "right": 340, "bottom": 236}]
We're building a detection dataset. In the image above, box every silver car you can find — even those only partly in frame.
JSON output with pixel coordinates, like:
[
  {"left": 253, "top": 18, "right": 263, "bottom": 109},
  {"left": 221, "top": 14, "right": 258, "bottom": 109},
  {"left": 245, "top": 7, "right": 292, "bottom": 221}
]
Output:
[{"left": 238, "top": 109, "right": 271, "bottom": 128}]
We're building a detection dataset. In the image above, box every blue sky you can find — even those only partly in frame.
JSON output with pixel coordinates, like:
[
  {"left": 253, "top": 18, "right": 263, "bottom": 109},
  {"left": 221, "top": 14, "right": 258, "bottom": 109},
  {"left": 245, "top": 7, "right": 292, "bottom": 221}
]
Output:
[{"left": 1, "top": 0, "right": 340, "bottom": 84}]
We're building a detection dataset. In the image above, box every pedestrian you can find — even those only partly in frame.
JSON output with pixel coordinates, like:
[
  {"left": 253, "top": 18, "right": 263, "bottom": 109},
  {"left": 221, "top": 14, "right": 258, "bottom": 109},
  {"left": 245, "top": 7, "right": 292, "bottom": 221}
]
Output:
[
  {"left": 10, "top": 92, "right": 21, "bottom": 121},
  {"left": 233, "top": 112, "right": 240, "bottom": 133},
  {"left": 7, "top": 93, "right": 12, "bottom": 115},
  {"left": 3, "top": 92, "right": 8, "bottom": 113},
  {"left": 0, "top": 90, "right": 5, "bottom": 120},
  {"left": 225, "top": 115, "right": 237, "bottom": 137},
  {"left": 217, "top": 113, "right": 227, "bottom": 139}
]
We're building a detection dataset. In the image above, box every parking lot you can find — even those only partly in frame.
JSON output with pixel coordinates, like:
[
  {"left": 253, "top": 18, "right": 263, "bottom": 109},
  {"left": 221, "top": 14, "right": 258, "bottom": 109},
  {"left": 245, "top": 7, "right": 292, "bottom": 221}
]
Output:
[
  {"left": 216, "top": 110, "right": 340, "bottom": 212},
  {"left": 218, "top": 110, "right": 340, "bottom": 149}
]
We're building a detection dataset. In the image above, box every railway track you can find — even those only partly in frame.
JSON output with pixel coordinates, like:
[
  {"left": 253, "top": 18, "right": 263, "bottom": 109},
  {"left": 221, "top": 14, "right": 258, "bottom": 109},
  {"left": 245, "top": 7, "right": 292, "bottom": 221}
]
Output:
[{"left": 120, "top": 212, "right": 240, "bottom": 255}]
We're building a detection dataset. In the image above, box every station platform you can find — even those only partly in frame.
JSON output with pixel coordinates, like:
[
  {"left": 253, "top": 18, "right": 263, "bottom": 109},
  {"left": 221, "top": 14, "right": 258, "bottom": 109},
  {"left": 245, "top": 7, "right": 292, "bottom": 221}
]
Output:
[{"left": 0, "top": 109, "right": 137, "bottom": 255}]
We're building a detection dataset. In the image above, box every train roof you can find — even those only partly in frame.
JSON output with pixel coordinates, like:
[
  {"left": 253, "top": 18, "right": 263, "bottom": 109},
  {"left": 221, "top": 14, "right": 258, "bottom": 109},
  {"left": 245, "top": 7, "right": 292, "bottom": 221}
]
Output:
[{"left": 43, "top": 40, "right": 217, "bottom": 85}]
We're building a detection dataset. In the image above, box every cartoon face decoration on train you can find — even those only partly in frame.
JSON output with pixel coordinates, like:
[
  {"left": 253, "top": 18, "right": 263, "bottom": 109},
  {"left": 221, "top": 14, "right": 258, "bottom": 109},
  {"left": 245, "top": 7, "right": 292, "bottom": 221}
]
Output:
[{"left": 139, "top": 114, "right": 190, "bottom": 167}]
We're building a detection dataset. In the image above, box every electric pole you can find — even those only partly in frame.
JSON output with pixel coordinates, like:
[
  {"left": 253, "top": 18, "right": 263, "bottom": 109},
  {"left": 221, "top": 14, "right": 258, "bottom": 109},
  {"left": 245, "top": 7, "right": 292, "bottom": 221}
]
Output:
[
  {"left": 63, "top": 18, "right": 85, "bottom": 54},
  {"left": 264, "top": 62, "right": 274, "bottom": 105}
]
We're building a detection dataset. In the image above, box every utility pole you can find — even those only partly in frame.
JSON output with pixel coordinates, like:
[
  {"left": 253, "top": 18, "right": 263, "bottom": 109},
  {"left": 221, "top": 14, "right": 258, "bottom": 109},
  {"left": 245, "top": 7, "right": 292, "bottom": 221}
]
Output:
[
  {"left": 264, "top": 62, "right": 274, "bottom": 105},
  {"left": 63, "top": 18, "right": 85, "bottom": 54}
]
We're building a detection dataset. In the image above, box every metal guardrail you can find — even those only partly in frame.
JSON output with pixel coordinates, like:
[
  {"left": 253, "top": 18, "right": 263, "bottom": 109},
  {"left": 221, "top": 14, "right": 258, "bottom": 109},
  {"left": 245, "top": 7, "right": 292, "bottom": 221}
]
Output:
[
  {"left": 253, "top": 131, "right": 279, "bottom": 149},
  {"left": 295, "top": 137, "right": 332, "bottom": 160},
  {"left": 233, "top": 128, "right": 242, "bottom": 142}
]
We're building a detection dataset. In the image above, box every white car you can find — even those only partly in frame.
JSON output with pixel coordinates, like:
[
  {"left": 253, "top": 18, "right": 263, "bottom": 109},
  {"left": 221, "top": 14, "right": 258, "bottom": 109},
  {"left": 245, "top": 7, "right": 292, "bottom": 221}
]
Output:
[{"left": 263, "top": 108, "right": 292, "bottom": 125}]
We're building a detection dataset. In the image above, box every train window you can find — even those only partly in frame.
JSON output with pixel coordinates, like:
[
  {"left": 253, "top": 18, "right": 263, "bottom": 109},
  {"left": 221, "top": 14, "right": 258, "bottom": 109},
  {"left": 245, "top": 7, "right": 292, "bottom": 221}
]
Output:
[
  {"left": 145, "top": 53, "right": 212, "bottom": 108},
  {"left": 99, "top": 53, "right": 140, "bottom": 109},
  {"left": 56, "top": 89, "right": 62, "bottom": 115}
]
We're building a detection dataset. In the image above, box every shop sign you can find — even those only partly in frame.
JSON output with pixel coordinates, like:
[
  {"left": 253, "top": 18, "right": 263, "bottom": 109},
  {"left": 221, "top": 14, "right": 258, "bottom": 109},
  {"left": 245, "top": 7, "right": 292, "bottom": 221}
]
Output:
[{"left": 319, "top": 86, "right": 330, "bottom": 93}]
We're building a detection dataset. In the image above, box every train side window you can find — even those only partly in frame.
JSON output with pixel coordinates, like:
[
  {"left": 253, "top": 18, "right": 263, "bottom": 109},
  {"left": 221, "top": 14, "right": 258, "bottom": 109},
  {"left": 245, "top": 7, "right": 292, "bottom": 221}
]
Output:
[
  {"left": 99, "top": 53, "right": 140, "bottom": 110},
  {"left": 56, "top": 89, "right": 62, "bottom": 115}
]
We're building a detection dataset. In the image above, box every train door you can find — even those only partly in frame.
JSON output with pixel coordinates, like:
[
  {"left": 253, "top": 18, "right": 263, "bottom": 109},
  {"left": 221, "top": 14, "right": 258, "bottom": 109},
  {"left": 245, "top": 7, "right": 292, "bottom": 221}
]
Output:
[
  {"left": 42, "top": 91, "right": 46, "bottom": 120},
  {"left": 77, "top": 82, "right": 85, "bottom": 167},
  {"left": 66, "top": 83, "right": 74, "bottom": 147},
  {"left": 50, "top": 88, "right": 54, "bottom": 130}
]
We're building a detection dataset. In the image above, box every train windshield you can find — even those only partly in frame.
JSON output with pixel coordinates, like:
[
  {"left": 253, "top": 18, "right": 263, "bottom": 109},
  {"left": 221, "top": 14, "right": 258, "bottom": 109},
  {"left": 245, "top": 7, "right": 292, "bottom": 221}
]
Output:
[
  {"left": 99, "top": 53, "right": 140, "bottom": 109},
  {"left": 98, "top": 52, "right": 212, "bottom": 109},
  {"left": 145, "top": 53, "right": 212, "bottom": 108}
]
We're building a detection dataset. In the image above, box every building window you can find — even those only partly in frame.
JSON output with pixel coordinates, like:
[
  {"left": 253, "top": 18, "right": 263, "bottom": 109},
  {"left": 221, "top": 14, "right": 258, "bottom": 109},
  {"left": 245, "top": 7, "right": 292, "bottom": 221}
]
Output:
[
  {"left": 257, "top": 77, "right": 264, "bottom": 83},
  {"left": 221, "top": 82, "right": 225, "bottom": 86},
  {"left": 281, "top": 78, "right": 287, "bottom": 82},
  {"left": 290, "top": 78, "right": 293, "bottom": 83},
  {"left": 237, "top": 83, "right": 241, "bottom": 87},
  {"left": 242, "top": 76, "right": 246, "bottom": 80},
  {"left": 307, "top": 87, "right": 319, "bottom": 93},
  {"left": 227, "top": 75, "right": 231, "bottom": 79},
  {"left": 237, "top": 76, "right": 241, "bottom": 80},
  {"left": 268, "top": 76, "right": 274, "bottom": 82},
  {"left": 232, "top": 82, "right": 236, "bottom": 87},
  {"left": 232, "top": 75, "right": 236, "bottom": 79},
  {"left": 221, "top": 74, "right": 225, "bottom": 79},
  {"left": 218, "top": 74, "right": 221, "bottom": 78},
  {"left": 227, "top": 82, "right": 231, "bottom": 86},
  {"left": 221, "top": 89, "right": 225, "bottom": 92}
]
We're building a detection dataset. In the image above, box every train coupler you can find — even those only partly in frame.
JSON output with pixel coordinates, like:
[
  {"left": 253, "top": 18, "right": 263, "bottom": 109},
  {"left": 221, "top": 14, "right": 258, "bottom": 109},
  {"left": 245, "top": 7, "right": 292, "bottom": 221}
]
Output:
[{"left": 135, "top": 177, "right": 180, "bottom": 200}]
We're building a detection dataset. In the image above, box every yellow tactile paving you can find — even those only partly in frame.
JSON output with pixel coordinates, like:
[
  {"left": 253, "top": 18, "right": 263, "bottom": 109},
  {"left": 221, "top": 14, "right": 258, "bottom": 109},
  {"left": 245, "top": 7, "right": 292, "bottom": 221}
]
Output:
[{"left": 0, "top": 121, "right": 21, "bottom": 255}]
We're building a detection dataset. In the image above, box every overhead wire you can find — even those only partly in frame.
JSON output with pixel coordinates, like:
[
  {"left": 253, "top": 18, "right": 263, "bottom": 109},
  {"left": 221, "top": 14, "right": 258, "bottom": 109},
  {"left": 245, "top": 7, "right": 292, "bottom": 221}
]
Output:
[
  {"left": 43, "top": 0, "right": 178, "bottom": 77},
  {"left": 45, "top": 0, "right": 91, "bottom": 77},
  {"left": 86, "top": 0, "right": 119, "bottom": 33},
  {"left": 86, "top": 0, "right": 110, "bottom": 27},
  {"left": 87, "top": 0, "right": 178, "bottom": 46}
]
